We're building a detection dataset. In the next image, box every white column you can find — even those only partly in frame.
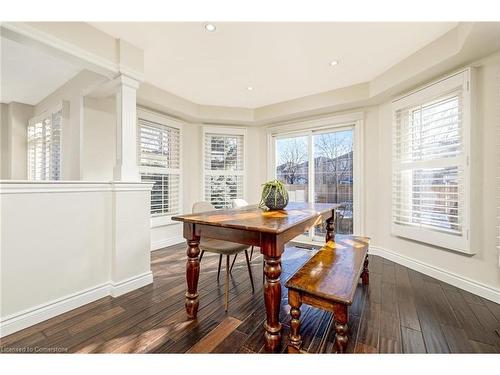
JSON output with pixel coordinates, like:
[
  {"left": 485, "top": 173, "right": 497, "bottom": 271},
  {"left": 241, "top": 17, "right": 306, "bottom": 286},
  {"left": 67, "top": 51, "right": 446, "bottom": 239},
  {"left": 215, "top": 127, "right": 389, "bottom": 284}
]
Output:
[{"left": 113, "top": 75, "right": 140, "bottom": 182}]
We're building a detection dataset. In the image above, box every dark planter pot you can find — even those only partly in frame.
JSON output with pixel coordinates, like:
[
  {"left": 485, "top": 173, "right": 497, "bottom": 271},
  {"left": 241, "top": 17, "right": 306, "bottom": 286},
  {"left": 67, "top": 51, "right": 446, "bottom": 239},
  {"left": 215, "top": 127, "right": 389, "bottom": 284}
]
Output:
[{"left": 264, "top": 187, "right": 289, "bottom": 210}]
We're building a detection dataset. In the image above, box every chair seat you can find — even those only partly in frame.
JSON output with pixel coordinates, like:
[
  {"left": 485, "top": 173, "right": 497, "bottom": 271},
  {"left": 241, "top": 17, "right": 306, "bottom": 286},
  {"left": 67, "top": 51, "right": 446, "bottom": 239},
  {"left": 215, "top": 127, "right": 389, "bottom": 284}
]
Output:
[{"left": 200, "top": 238, "right": 249, "bottom": 255}]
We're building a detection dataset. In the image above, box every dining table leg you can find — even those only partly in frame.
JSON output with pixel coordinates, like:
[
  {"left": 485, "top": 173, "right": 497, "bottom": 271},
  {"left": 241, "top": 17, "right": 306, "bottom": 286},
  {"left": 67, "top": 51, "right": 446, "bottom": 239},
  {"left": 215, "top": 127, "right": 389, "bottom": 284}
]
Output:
[
  {"left": 263, "top": 253, "right": 283, "bottom": 352},
  {"left": 184, "top": 224, "right": 201, "bottom": 319}
]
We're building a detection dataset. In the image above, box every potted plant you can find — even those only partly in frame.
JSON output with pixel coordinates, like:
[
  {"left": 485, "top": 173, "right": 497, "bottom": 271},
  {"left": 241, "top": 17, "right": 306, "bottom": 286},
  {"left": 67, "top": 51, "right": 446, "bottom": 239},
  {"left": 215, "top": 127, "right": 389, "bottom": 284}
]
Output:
[{"left": 260, "top": 179, "right": 289, "bottom": 210}]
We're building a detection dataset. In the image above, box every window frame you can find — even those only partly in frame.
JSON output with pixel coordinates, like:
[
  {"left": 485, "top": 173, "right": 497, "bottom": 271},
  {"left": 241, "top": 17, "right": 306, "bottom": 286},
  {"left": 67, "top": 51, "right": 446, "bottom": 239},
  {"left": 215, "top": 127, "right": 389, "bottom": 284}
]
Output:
[
  {"left": 391, "top": 68, "right": 472, "bottom": 254},
  {"left": 202, "top": 126, "right": 247, "bottom": 209},
  {"left": 266, "top": 112, "right": 364, "bottom": 243},
  {"left": 27, "top": 103, "right": 63, "bottom": 181},
  {"left": 137, "top": 107, "right": 183, "bottom": 228}
]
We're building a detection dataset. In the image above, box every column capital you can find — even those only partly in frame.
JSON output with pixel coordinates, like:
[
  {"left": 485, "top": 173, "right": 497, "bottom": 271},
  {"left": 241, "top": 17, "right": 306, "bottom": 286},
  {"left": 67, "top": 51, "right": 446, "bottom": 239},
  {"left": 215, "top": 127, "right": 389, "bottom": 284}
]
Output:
[
  {"left": 85, "top": 74, "right": 141, "bottom": 99},
  {"left": 113, "top": 74, "right": 141, "bottom": 91}
]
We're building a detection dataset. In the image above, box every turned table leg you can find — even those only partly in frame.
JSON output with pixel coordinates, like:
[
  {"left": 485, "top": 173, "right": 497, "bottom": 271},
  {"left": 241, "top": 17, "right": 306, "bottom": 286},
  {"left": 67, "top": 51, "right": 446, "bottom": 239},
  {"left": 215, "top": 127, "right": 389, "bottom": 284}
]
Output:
[
  {"left": 334, "top": 304, "right": 348, "bottom": 353},
  {"left": 361, "top": 256, "right": 370, "bottom": 285},
  {"left": 263, "top": 254, "right": 282, "bottom": 352},
  {"left": 325, "top": 210, "right": 336, "bottom": 243},
  {"left": 288, "top": 290, "right": 302, "bottom": 352},
  {"left": 184, "top": 225, "right": 201, "bottom": 319}
]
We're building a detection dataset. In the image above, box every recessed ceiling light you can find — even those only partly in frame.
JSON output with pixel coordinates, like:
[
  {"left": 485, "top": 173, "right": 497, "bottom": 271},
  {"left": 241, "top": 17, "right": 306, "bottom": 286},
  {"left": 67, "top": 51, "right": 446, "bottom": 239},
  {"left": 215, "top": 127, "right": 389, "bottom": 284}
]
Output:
[
  {"left": 329, "top": 60, "right": 339, "bottom": 67},
  {"left": 247, "top": 86, "right": 254, "bottom": 91},
  {"left": 204, "top": 23, "right": 216, "bottom": 32}
]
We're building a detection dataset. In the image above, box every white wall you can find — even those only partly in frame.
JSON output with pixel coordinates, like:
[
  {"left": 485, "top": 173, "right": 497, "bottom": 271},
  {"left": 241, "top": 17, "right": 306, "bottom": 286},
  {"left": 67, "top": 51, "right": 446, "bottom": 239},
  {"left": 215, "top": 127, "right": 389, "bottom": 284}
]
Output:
[
  {"left": 0, "top": 181, "right": 153, "bottom": 336},
  {"left": 10, "top": 102, "right": 34, "bottom": 180},
  {"left": 363, "top": 57, "right": 500, "bottom": 300},
  {"left": 1, "top": 71, "right": 116, "bottom": 183},
  {"left": 0, "top": 102, "right": 34, "bottom": 179},
  {"left": 34, "top": 70, "right": 107, "bottom": 180},
  {"left": 246, "top": 125, "right": 267, "bottom": 203},
  {"left": 0, "top": 103, "right": 5, "bottom": 178},
  {"left": 81, "top": 96, "right": 116, "bottom": 181}
]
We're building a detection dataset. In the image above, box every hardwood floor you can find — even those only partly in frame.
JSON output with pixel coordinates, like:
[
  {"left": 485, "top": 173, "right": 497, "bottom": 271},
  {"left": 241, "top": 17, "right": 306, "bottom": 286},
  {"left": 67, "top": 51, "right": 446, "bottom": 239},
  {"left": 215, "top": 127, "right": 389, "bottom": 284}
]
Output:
[{"left": 1, "top": 243, "right": 499, "bottom": 354}]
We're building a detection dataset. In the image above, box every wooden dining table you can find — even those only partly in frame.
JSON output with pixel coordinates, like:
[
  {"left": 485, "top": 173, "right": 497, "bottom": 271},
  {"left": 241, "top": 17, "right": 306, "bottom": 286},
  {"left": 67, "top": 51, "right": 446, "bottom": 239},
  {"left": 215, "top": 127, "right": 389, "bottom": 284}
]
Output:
[{"left": 171, "top": 202, "right": 340, "bottom": 352}]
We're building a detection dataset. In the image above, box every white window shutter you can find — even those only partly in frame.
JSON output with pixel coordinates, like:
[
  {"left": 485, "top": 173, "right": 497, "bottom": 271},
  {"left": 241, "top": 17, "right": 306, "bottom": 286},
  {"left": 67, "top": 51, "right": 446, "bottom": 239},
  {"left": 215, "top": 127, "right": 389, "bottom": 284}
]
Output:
[
  {"left": 203, "top": 131, "right": 245, "bottom": 208},
  {"left": 138, "top": 116, "right": 181, "bottom": 217},
  {"left": 392, "top": 70, "right": 470, "bottom": 253},
  {"left": 27, "top": 108, "right": 61, "bottom": 181}
]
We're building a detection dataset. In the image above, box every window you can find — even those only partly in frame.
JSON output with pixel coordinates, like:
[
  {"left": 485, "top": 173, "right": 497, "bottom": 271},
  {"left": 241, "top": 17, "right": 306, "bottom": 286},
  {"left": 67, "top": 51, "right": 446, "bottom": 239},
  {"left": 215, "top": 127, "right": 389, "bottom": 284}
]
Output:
[
  {"left": 203, "top": 127, "right": 245, "bottom": 208},
  {"left": 273, "top": 126, "right": 355, "bottom": 239},
  {"left": 27, "top": 107, "right": 62, "bottom": 180},
  {"left": 392, "top": 69, "right": 471, "bottom": 253},
  {"left": 138, "top": 109, "right": 181, "bottom": 218}
]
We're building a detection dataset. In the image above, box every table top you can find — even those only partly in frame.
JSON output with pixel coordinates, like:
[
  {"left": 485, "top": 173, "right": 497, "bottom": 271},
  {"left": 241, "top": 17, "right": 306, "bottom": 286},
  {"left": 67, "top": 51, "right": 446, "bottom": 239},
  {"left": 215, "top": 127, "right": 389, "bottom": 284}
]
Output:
[{"left": 171, "top": 202, "right": 340, "bottom": 234}]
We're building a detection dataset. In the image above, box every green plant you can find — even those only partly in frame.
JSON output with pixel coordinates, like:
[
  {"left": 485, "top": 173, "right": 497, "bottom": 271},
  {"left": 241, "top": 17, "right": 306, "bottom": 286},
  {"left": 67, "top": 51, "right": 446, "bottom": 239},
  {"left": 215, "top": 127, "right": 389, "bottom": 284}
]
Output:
[{"left": 259, "top": 179, "right": 288, "bottom": 208}]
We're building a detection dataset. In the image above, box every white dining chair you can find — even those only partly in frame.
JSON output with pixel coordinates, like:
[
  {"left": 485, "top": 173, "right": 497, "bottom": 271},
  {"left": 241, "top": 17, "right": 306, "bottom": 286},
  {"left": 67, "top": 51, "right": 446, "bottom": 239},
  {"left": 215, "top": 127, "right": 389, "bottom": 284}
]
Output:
[{"left": 232, "top": 198, "right": 249, "bottom": 208}]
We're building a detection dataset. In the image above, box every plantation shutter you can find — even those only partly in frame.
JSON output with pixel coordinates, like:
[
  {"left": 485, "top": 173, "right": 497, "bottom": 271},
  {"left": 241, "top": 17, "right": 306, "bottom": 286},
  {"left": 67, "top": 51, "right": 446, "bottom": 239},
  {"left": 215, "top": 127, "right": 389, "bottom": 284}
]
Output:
[
  {"left": 138, "top": 116, "right": 181, "bottom": 216},
  {"left": 392, "top": 70, "right": 470, "bottom": 253},
  {"left": 203, "top": 131, "right": 245, "bottom": 208},
  {"left": 27, "top": 108, "right": 61, "bottom": 181}
]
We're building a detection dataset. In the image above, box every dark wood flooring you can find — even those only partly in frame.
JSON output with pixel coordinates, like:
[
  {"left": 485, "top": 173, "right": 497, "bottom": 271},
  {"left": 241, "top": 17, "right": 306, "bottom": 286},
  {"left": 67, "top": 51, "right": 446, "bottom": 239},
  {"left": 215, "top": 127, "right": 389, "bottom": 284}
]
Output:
[{"left": 1, "top": 243, "right": 500, "bottom": 354}]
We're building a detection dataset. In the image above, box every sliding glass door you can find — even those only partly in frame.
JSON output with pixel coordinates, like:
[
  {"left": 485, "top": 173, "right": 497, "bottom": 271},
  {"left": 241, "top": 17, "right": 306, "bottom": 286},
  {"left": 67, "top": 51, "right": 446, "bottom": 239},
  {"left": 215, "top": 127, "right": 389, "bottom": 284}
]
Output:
[
  {"left": 274, "top": 126, "right": 355, "bottom": 242},
  {"left": 275, "top": 135, "right": 309, "bottom": 203}
]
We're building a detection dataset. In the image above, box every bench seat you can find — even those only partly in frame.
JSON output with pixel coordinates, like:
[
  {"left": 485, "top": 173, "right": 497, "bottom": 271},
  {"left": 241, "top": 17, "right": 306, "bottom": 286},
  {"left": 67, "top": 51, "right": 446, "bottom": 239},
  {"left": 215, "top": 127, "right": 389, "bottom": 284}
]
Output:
[{"left": 285, "top": 235, "right": 370, "bottom": 353}]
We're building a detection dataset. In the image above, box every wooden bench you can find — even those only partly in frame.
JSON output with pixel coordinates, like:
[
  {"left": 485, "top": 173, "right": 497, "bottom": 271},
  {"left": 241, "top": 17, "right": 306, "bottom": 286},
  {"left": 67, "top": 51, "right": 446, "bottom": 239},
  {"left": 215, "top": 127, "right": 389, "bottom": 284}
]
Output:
[{"left": 285, "top": 235, "right": 370, "bottom": 353}]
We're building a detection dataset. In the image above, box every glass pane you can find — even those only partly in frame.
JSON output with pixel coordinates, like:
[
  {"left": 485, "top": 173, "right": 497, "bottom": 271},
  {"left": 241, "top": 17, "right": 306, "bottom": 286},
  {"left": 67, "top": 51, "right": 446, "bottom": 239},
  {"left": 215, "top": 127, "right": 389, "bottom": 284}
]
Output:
[
  {"left": 275, "top": 135, "right": 309, "bottom": 203},
  {"left": 313, "top": 129, "right": 354, "bottom": 236}
]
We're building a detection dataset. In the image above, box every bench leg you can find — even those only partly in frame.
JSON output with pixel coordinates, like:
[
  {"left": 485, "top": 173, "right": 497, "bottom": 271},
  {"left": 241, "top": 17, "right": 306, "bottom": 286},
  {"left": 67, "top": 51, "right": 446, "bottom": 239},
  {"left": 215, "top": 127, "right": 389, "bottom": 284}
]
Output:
[
  {"left": 361, "top": 256, "right": 369, "bottom": 285},
  {"left": 288, "top": 290, "right": 302, "bottom": 352},
  {"left": 334, "top": 304, "right": 348, "bottom": 353}
]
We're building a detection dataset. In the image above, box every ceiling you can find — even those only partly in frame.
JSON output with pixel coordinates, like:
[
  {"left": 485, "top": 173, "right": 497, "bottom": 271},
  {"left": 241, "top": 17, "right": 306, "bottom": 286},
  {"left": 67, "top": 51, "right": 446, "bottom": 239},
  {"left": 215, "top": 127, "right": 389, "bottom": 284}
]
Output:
[
  {"left": 91, "top": 22, "right": 457, "bottom": 108},
  {"left": 1, "top": 36, "right": 82, "bottom": 105}
]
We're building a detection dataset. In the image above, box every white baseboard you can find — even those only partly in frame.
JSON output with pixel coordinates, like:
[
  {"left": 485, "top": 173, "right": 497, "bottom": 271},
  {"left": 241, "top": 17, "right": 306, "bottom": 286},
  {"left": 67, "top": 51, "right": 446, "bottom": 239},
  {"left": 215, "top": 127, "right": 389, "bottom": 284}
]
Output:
[
  {"left": 370, "top": 246, "right": 500, "bottom": 304},
  {"left": 110, "top": 271, "right": 153, "bottom": 297},
  {"left": 151, "top": 236, "right": 184, "bottom": 252},
  {"left": 0, "top": 283, "right": 110, "bottom": 338},
  {"left": 0, "top": 272, "right": 154, "bottom": 338}
]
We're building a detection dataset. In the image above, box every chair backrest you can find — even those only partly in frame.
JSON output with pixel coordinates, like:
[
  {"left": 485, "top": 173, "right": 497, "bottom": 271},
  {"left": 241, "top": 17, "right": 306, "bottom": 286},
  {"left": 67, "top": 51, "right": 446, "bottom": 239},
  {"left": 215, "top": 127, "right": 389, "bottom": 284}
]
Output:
[
  {"left": 232, "top": 199, "right": 249, "bottom": 208},
  {"left": 192, "top": 201, "right": 216, "bottom": 214}
]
